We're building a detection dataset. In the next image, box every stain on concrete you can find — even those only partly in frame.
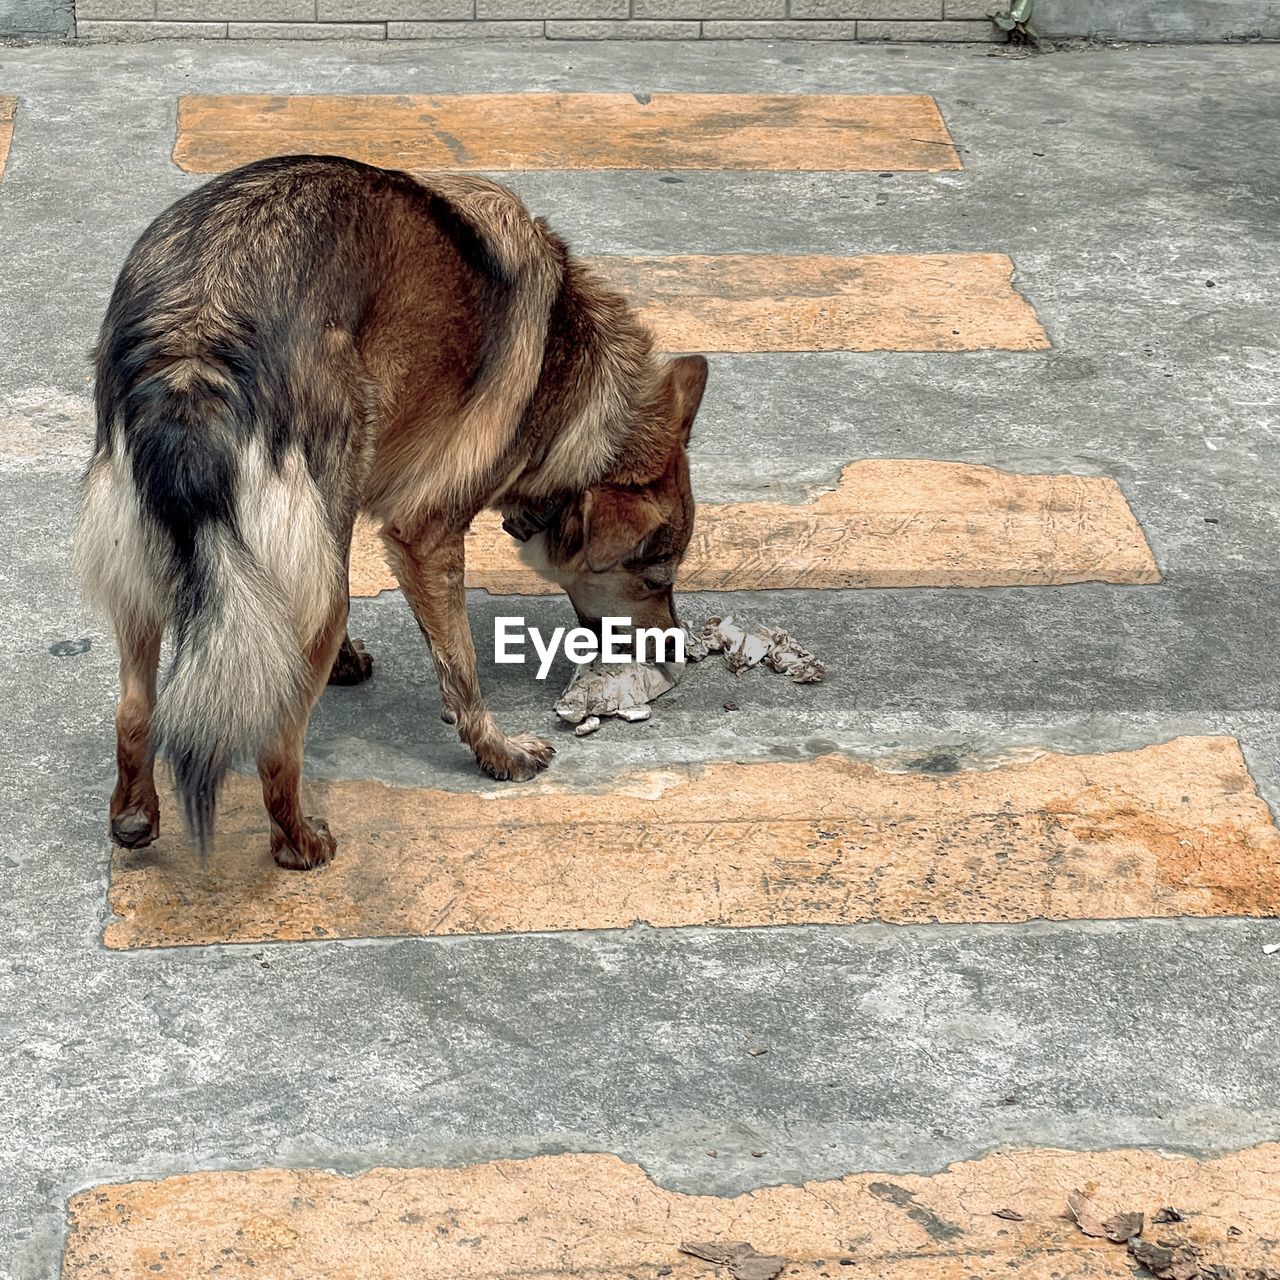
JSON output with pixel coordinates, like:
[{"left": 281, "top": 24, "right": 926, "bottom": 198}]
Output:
[
  {"left": 105, "top": 736, "right": 1280, "bottom": 948},
  {"left": 61, "top": 1145, "right": 1280, "bottom": 1277},
  {"left": 867, "top": 1180, "right": 964, "bottom": 1242},
  {"left": 172, "top": 93, "right": 963, "bottom": 173},
  {"left": 48, "top": 637, "right": 91, "bottom": 657},
  {"left": 901, "top": 748, "right": 964, "bottom": 774},
  {"left": 348, "top": 459, "right": 1161, "bottom": 598},
  {"left": 590, "top": 253, "right": 1049, "bottom": 353}
]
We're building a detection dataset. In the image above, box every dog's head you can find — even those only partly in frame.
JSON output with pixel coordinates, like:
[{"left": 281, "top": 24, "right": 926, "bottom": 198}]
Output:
[{"left": 539, "top": 354, "right": 707, "bottom": 645}]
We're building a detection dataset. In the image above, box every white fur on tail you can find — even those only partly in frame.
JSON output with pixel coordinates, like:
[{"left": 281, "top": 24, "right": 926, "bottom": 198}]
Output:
[{"left": 74, "top": 441, "right": 341, "bottom": 851}]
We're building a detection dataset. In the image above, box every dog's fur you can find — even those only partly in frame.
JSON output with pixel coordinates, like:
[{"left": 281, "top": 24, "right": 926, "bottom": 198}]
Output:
[{"left": 75, "top": 155, "right": 707, "bottom": 869}]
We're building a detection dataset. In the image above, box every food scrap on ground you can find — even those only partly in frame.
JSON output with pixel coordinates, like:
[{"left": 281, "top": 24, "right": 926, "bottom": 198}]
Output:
[
  {"left": 552, "top": 612, "right": 827, "bottom": 735},
  {"left": 698, "top": 614, "right": 826, "bottom": 683},
  {"left": 555, "top": 659, "right": 682, "bottom": 731},
  {"left": 553, "top": 615, "right": 825, "bottom": 733}
]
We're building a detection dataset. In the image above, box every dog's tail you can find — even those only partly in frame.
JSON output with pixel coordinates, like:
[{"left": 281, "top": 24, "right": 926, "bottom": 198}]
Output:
[
  {"left": 76, "top": 373, "right": 339, "bottom": 854},
  {"left": 155, "top": 519, "right": 308, "bottom": 854}
]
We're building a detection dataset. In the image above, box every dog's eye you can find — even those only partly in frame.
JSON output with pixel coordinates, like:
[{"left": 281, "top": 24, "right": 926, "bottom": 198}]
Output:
[{"left": 641, "top": 575, "right": 667, "bottom": 592}]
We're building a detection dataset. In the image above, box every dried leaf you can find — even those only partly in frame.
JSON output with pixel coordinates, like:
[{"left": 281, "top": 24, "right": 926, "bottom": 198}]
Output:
[
  {"left": 682, "top": 1242, "right": 734, "bottom": 1265},
  {"left": 1067, "top": 1189, "right": 1104, "bottom": 1237},
  {"left": 681, "top": 1241, "right": 734, "bottom": 1265},
  {"left": 732, "top": 1255, "right": 787, "bottom": 1280},
  {"left": 1129, "top": 1237, "right": 1203, "bottom": 1279},
  {"left": 679, "top": 1241, "right": 787, "bottom": 1280},
  {"left": 1067, "top": 1189, "right": 1110, "bottom": 1238},
  {"left": 1106, "top": 1211, "right": 1146, "bottom": 1242},
  {"left": 1067, "top": 1190, "right": 1143, "bottom": 1242},
  {"left": 992, "top": 1207, "right": 1024, "bottom": 1221}
]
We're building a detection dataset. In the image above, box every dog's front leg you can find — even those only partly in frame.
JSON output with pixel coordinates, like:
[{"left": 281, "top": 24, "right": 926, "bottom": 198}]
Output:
[
  {"left": 381, "top": 520, "right": 555, "bottom": 782},
  {"left": 327, "top": 632, "right": 374, "bottom": 686}
]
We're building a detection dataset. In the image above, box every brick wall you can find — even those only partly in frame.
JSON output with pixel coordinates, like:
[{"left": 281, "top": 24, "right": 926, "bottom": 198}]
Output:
[
  {"left": 68, "top": 0, "right": 1280, "bottom": 42},
  {"left": 75, "top": 0, "right": 1005, "bottom": 40}
]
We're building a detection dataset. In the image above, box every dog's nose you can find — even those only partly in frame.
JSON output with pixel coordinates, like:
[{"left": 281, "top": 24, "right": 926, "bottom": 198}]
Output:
[{"left": 573, "top": 611, "right": 604, "bottom": 644}]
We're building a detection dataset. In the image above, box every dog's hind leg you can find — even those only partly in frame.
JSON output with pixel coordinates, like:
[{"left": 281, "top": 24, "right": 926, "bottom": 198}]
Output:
[
  {"left": 327, "top": 507, "right": 373, "bottom": 688},
  {"left": 381, "top": 521, "right": 554, "bottom": 783},
  {"left": 110, "top": 619, "right": 163, "bottom": 849},
  {"left": 257, "top": 594, "right": 349, "bottom": 870}
]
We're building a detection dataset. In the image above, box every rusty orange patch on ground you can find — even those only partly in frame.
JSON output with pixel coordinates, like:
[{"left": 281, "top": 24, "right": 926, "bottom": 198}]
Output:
[
  {"left": 62, "top": 1144, "right": 1280, "bottom": 1278},
  {"left": 0, "top": 98, "right": 16, "bottom": 182},
  {"left": 172, "top": 92, "right": 961, "bottom": 173},
  {"left": 589, "top": 254, "right": 1049, "bottom": 353},
  {"left": 348, "top": 459, "right": 1159, "bottom": 599},
  {"left": 104, "top": 736, "right": 1280, "bottom": 949}
]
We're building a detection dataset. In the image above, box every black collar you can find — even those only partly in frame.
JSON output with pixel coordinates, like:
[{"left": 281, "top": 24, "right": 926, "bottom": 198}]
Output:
[{"left": 500, "top": 496, "right": 569, "bottom": 543}]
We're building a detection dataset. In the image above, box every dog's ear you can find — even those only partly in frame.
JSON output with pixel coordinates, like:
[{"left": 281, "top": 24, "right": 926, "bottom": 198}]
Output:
[
  {"left": 582, "top": 485, "right": 665, "bottom": 572},
  {"left": 663, "top": 354, "right": 708, "bottom": 445}
]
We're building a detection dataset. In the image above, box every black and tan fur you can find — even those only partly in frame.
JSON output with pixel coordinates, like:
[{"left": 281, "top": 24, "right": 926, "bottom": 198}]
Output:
[{"left": 75, "top": 155, "right": 706, "bottom": 870}]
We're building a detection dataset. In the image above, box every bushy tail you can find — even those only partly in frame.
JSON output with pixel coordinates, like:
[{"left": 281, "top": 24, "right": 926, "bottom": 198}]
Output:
[
  {"left": 153, "top": 524, "right": 309, "bottom": 853},
  {"left": 78, "top": 374, "right": 335, "bottom": 855}
]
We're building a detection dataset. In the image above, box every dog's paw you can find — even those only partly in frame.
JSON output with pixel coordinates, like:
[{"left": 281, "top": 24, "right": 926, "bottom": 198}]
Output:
[
  {"left": 271, "top": 816, "right": 337, "bottom": 871},
  {"left": 328, "top": 636, "right": 374, "bottom": 686},
  {"left": 477, "top": 731, "right": 555, "bottom": 782},
  {"left": 110, "top": 805, "right": 159, "bottom": 850}
]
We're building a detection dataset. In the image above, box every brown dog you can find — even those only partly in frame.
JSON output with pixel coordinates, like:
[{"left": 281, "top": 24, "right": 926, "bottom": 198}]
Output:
[{"left": 75, "top": 155, "right": 706, "bottom": 870}]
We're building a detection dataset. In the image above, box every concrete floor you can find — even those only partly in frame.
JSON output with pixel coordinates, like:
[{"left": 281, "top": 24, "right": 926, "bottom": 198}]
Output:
[{"left": 1, "top": 38, "right": 1278, "bottom": 1277}]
